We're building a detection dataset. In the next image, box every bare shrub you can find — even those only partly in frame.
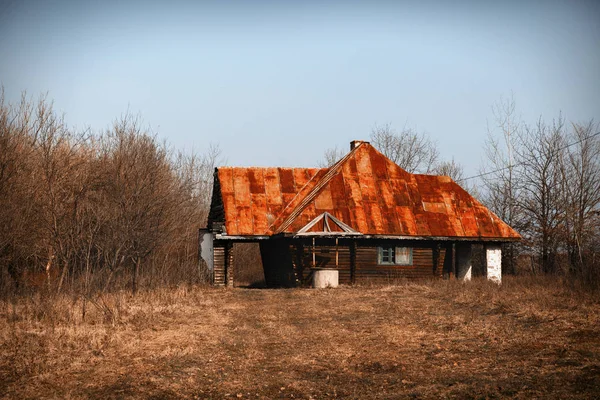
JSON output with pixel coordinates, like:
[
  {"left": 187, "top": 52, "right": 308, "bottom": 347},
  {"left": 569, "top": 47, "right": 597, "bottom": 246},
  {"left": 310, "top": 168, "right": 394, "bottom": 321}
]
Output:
[{"left": 0, "top": 90, "right": 221, "bottom": 299}]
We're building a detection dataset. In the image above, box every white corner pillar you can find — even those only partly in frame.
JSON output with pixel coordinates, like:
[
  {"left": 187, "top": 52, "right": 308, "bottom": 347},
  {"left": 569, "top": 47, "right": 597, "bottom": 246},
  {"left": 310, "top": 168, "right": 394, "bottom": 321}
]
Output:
[
  {"left": 485, "top": 244, "right": 502, "bottom": 284},
  {"left": 456, "top": 243, "right": 472, "bottom": 282}
]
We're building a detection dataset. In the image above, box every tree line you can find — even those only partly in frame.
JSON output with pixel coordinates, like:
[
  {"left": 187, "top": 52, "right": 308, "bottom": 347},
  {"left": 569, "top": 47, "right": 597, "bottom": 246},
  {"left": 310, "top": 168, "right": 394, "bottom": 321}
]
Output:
[
  {"left": 0, "top": 91, "right": 220, "bottom": 297},
  {"left": 2, "top": 90, "right": 598, "bottom": 297},
  {"left": 320, "top": 98, "right": 600, "bottom": 287},
  {"left": 479, "top": 97, "right": 599, "bottom": 286}
]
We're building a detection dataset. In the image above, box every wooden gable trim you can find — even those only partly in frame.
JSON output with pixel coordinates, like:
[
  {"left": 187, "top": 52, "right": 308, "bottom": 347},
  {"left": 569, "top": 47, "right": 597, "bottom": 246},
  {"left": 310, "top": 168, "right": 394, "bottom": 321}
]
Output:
[{"left": 296, "top": 212, "right": 362, "bottom": 235}]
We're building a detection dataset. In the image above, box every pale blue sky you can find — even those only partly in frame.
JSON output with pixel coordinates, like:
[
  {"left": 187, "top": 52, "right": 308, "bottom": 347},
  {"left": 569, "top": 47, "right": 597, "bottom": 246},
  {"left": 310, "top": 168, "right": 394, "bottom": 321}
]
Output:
[{"left": 1, "top": 0, "right": 599, "bottom": 177}]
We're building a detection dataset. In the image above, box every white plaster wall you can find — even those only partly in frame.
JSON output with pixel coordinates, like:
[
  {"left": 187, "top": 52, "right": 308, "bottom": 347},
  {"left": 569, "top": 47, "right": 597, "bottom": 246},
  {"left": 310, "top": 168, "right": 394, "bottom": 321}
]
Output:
[
  {"left": 200, "top": 231, "right": 214, "bottom": 271},
  {"left": 313, "top": 269, "right": 339, "bottom": 288},
  {"left": 486, "top": 245, "right": 502, "bottom": 284}
]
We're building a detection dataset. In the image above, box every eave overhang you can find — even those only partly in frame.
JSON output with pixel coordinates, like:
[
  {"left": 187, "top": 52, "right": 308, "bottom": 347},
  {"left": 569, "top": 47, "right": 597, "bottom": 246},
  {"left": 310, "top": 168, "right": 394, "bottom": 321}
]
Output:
[{"left": 213, "top": 232, "right": 520, "bottom": 243}]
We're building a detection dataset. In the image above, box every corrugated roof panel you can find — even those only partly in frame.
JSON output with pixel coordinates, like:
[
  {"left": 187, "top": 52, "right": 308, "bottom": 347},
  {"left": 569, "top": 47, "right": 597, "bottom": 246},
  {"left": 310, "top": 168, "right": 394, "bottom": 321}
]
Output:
[
  {"left": 222, "top": 192, "right": 238, "bottom": 234},
  {"left": 377, "top": 179, "right": 395, "bottom": 208},
  {"left": 416, "top": 175, "right": 445, "bottom": 203},
  {"left": 389, "top": 179, "right": 411, "bottom": 206},
  {"left": 314, "top": 186, "right": 334, "bottom": 210},
  {"left": 237, "top": 207, "right": 253, "bottom": 235},
  {"left": 264, "top": 168, "right": 283, "bottom": 206},
  {"left": 396, "top": 206, "right": 417, "bottom": 235},
  {"left": 248, "top": 168, "right": 265, "bottom": 194},
  {"left": 459, "top": 208, "right": 480, "bottom": 236},
  {"left": 279, "top": 168, "right": 296, "bottom": 193},
  {"left": 352, "top": 203, "right": 369, "bottom": 233},
  {"left": 218, "top": 168, "right": 235, "bottom": 194},
  {"left": 369, "top": 148, "right": 390, "bottom": 179},
  {"left": 343, "top": 171, "right": 364, "bottom": 208},
  {"left": 329, "top": 174, "right": 347, "bottom": 208},
  {"left": 407, "top": 189, "right": 424, "bottom": 214},
  {"left": 473, "top": 206, "right": 499, "bottom": 237},
  {"left": 357, "top": 172, "right": 378, "bottom": 203},
  {"left": 293, "top": 168, "right": 310, "bottom": 190},
  {"left": 288, "top": 203, "right": 318, "bottom": 232},
  {"left": 367, "top": 202, "right": 385, "bottom": 233},
  {"left": 496, "top": 217, "right": 516, "bottom": 238},
  {"left": 423, "top": 202, "right": 447, "bottom": 214},
  {"left": 442, "top": 191, "right": 466, "bottom": 237},
  {"left": 429, "top": 213, "right": 452, "bottom": 236},
  {"left": 355, "top": 145, "right": 372, "bottom": 172},
  {"left": 282, "top": 193, "right": 296, "bottom": 206},
  {"left": 233, "top": 169, "right": 251, "bottom": 205},
  {"left": 347, "top": 156, "right": 358, "bottom": 175},
  {"left": 251, "top": 193, "right": 269, "bottom": 233},
  {"left": 333, "top": 208, "right": 353, "bottom": 229},
  {"left": 413, "top": 210, "right": 432, "bottom": 236}
]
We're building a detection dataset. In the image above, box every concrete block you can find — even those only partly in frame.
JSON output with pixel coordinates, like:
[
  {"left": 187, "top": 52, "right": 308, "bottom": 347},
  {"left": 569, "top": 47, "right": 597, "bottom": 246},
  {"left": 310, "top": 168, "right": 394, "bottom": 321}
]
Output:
[{"left": 313, "top": 269, "right": 339, "bottom": 288}]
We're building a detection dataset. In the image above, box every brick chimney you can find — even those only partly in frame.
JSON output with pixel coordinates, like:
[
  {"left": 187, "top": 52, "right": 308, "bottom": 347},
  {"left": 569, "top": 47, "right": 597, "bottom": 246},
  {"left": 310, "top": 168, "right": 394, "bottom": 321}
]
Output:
[{"left": 350, "top": 140, "right": 368, "bottom": 150}]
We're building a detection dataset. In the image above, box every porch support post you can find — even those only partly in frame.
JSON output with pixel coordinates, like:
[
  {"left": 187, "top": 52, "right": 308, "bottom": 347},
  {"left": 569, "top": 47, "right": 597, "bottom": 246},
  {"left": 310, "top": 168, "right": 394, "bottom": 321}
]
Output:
[
  {"left": 350, "top": 241, "right": 356, "bottom": 284},
  {"left": 312, "top": 237, "right": 316, "bottom": 268},
  {"left": 485, "top": 244, "right": 502, "bottom": 284},
  {"left": 335, "top": 237, "right": 339, "bottom": 267},
  {"left": 452, "top": 243, "right": 457, "bottom": 279},
  {"left": 432, "top": 244, "right": 440, "bottom": 276},
  {"left": 295, "top": 243, "right": 304, "bottom": 284}
]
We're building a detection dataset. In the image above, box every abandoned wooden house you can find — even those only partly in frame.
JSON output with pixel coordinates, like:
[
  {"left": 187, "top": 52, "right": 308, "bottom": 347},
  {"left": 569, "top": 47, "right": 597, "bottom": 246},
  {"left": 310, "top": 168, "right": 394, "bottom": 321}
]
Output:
[{"left": 200, "top": 140, "right": 520, "bottom": 287}]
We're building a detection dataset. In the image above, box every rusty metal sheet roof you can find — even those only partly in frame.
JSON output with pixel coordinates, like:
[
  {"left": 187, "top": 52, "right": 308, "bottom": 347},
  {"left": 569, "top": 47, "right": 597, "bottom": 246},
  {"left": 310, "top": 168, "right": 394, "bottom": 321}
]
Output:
[{"left": 214, "top": 142, "right": 521, "bottom": 240}]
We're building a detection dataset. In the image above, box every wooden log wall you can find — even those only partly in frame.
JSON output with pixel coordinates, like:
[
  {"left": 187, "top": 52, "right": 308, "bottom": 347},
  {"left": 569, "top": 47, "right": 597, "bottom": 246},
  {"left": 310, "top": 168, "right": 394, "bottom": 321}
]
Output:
[
  {"left": 293, "top": 243, "right": 352, "bottom": 286},
  {"left": 213, "top": 241, "right": 234, "bottom": 286},
  {"left": 213, "top": 243, "right": 225, "bottom": 286},
  {"left": 288, "top": 239, "right": 446, "bottom": 286},
  {"left": 352, "top": 245, "right": 444, "bottom": 283}
]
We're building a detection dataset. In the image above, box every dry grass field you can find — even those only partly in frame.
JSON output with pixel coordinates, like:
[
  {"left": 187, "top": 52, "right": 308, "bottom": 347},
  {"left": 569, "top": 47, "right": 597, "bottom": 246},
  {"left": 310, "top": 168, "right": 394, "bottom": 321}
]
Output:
[{"left": 1, "top": 276, "right": 599, "bottom": 399}]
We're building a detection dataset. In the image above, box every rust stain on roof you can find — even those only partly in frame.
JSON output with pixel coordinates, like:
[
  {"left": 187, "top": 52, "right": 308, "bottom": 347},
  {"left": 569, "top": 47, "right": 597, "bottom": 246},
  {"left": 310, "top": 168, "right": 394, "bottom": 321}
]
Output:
[{"left": 213, "top": 142, "right": 521, "bottom": 240}]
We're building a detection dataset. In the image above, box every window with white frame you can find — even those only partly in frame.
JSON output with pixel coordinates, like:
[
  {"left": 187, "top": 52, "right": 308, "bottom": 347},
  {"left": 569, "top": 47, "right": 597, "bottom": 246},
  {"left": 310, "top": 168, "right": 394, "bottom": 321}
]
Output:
[{"left": 377, "top": 246, "right": 412, "bottom": 265}]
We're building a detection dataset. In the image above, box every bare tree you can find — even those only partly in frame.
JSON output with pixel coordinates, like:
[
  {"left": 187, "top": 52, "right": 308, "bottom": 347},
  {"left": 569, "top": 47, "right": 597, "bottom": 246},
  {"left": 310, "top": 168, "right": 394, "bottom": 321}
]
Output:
[
  {"left": 559, "top": 120, "right": 600, "bottom": 281},
  {"left": 318, "top": 146, "right": 345, "bottom": 168},
  {"left": 0, "top": 90, "right": 36, "bottom": 291},
  {"left": 516, "top": 117, "right": 567, "bottom": 274},
  {"left": 480, "top": 95, "right": 524, "bottom": 274},
  {"left": 433, "top": 158, "right": 464, "bottom": 182},
  {"left": 480, "top": 94, "right": 600, "bottom": 285},
  {"left": 370, "top": 123, "right": 440, "bottom": 173},
  {"left": 318, "top": 123, "right": 441, "bottom": 172}
]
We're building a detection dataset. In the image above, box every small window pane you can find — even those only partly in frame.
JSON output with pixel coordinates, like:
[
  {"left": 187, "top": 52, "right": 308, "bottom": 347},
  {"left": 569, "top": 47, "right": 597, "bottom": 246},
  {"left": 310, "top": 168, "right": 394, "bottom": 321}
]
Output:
[
  {"left": 395, "top": 247, "right": 412, "bottom": 265},
  {"left": 378, "top": 246, "right": 412, "bottom": 265},
  {"left": 378, "top": 247, "right": 395, "bottom": 264}
]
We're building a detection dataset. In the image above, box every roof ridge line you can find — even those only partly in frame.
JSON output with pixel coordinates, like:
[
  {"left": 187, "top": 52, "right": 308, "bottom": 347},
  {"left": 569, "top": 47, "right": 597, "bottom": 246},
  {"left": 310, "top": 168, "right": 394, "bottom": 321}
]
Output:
[{"left": 273, "top": 143, "right": 364, "bottom": 234}]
